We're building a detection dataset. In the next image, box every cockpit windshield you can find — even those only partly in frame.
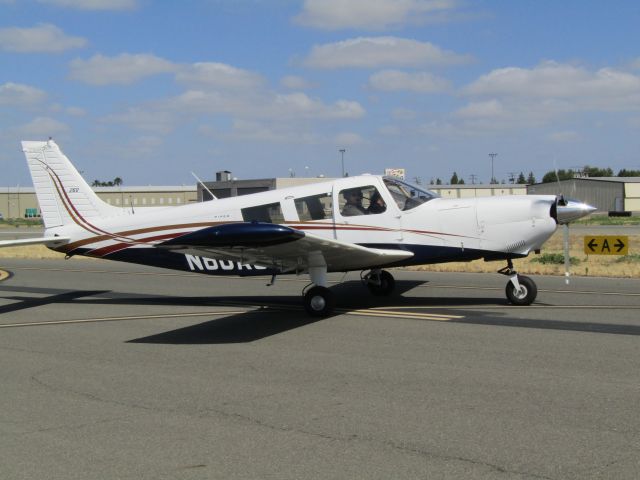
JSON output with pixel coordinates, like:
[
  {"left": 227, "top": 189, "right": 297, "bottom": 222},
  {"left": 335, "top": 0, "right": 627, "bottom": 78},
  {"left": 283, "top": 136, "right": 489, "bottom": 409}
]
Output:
[{"left": 383, "top": 177, "right": 439, "bottom": 211}]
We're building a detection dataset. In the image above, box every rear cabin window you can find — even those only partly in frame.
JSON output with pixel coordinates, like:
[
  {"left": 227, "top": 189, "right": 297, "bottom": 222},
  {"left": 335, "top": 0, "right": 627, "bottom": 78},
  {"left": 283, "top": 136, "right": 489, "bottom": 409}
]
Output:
[
  {"left": 241, "top": 202, "right": 285, "bottom": 223},
  {"left": 339, "top": 185, "right": 386, "bottom": 217},
  {"left": 294, "top": 193, "right": 332, "bottom": 221}
]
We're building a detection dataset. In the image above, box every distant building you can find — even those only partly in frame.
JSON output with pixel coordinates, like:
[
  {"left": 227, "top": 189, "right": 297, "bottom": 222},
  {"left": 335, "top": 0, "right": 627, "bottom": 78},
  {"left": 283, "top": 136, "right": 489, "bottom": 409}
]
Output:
[
  {"left": 429, "top": 184, "right": 527, "bottom": 198},
  {"left": 198, "top": 171, "right": 335, "bottom": 201},
  {"left": 527, "top": 177, "right": 640, "bottom": 213},
  {"left": 0, "top": 186, "right": 197, "bottom": 219}
]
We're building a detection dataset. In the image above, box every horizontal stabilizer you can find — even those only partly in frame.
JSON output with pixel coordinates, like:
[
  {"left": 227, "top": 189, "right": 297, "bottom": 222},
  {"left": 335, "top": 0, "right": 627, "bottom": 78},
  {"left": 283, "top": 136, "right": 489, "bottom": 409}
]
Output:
[{"left": 0, "top": 237, "right": 70, "bottom": 249}]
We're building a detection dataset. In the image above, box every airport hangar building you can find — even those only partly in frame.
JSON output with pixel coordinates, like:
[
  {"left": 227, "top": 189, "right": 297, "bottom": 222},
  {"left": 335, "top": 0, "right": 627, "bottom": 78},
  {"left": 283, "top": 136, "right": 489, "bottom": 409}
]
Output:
[
  {"left": 3, "top": 173, "right": 639, "bottom": 219},
  {"left": 527, "top": 177, "right": 640, "bottom": 213}
]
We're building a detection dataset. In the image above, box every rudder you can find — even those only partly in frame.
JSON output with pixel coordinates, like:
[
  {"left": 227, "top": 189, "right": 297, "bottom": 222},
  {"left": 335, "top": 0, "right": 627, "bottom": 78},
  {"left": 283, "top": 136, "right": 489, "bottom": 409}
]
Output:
[{"left": 22, "top": 140, "right": 121, "bottom": 229}]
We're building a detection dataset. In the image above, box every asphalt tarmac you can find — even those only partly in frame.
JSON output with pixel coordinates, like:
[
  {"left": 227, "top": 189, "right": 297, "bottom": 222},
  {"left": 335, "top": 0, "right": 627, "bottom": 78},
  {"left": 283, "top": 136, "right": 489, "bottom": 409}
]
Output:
[{"left": 1, "top": 258, "right": 640, "bottom": 479}]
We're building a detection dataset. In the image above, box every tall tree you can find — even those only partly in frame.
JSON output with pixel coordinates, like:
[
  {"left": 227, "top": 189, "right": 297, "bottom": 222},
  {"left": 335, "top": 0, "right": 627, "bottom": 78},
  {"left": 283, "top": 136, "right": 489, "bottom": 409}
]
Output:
[
  {"left": 450, "top": 172, "right": 459, "bottom": 184},
  {"left": 516, "top": 172, "right": 526, "bottom": 184},
  {"left": 527, "top": 172, "right": 536, "bottom": 184}
]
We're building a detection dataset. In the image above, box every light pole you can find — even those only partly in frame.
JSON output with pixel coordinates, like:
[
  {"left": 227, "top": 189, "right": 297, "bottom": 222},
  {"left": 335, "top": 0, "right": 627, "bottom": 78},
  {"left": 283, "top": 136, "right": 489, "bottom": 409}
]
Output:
[
  {"left": 339, "top": 148, "right": 346, "bottom": 177},
  {"left": 489, "top": 153, "right": 498, "bottom": 184}
]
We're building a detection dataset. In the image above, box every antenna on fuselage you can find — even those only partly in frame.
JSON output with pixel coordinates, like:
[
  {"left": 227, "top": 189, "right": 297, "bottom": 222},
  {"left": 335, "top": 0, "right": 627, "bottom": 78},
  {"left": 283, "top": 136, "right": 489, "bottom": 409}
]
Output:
[{"left": 191, "top": 172, "right": 217, "bottom": 201}]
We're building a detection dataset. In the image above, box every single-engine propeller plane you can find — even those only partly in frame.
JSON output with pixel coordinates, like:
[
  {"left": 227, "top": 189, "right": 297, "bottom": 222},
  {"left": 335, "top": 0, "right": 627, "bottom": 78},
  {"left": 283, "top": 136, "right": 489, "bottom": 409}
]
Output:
[{"left": 1, "top": 140, "right": 596, "bottom": 316}]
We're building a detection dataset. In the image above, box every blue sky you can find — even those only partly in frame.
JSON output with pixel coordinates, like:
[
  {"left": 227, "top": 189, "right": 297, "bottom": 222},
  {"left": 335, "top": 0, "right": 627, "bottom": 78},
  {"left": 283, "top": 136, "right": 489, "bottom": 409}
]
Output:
[{"left": 1, "top": 0, "right": 640, "bottom": 186}]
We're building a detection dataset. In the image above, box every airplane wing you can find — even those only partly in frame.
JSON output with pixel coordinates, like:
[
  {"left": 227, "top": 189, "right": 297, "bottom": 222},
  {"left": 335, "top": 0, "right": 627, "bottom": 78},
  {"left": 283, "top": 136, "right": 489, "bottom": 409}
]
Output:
[
  {"left": 157, "top": 222, "right": 413, "bottom": 272},
  {"left": 0, "top": 237, "right": 71, "bottom": 249}
]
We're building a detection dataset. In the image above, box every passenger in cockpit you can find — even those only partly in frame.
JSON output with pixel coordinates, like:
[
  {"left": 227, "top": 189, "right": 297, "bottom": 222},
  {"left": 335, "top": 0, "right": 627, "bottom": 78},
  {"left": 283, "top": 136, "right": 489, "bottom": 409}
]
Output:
[
  {"left": 368, "top": 192, "right": 386, "bottom": 214},
  {"left": 341, "top": 188, "right": 367, "bottom": 216}
]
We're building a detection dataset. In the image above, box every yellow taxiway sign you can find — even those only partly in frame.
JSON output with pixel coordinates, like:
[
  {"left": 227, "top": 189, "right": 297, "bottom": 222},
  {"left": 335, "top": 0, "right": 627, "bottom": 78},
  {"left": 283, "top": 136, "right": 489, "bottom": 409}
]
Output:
[{"left": 584, "top": 236, "right": 629, "bottom": 255}]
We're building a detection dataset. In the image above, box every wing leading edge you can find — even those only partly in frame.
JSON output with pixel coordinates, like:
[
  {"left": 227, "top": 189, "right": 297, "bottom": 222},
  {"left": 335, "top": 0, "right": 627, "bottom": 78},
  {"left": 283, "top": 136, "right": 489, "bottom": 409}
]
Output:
[{"left": 158, "top": 222, "right": 413, "bottom": 272}]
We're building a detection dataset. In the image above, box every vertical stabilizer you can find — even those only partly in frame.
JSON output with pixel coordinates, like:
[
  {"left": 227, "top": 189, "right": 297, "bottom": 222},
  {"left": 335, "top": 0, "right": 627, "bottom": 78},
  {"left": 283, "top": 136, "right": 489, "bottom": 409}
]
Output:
[{"left": 22, "top": 140, "right": 121, "bottom": 229}]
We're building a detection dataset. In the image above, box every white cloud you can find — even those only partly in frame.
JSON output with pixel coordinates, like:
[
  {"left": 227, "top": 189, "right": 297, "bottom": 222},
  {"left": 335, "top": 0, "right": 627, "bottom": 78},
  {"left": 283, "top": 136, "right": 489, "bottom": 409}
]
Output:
[
  {"left": 334, "top": 132, "right": 363, "bottom": 146},
  {"left": 392, "top": 108, "right": 418, "bottom": 120},
  {"left": 0, "top": 82, "right": 46, "bottom": 106},
  {"left": 69, "top": 54, "right": 177, "bottom": 85},
  {"left": 302, "top": 36, "right": 471, "bottom": 69},
  {"left": 280, "top": 75, "right": 315, "bottom": 90},
  {"left": 165, "top": 90, "right": 365, "bottom": 121},
  {"left": 103, "top": 107, "right": 176, "bottom": 134},
  {"left": 0, "top": 24, "right": 86, "bottom": 53},
  {"left": 37, "top": 0, "right": 137, "bottom": 10},
  {"left": 223, "top": 120, "right": 322, "bottom": 144},
  {"left": 454, "top": 99, "right": 506, "bottom": 120},
  {"left": 14, "top": 117, "right": 69, "bottom": 137},
  {"left": 463, "top": 61, "right": 640, "bottom": 110},
  {"left": 175, "top": 62, "right": 264, "bottom": 90},
  {"left": 548, "top": 131, "right": 580, "bottom": 143},
  {"left": 450, "top": 61, "right": 640, "bottom": 131},
  {"left": 65, "top": 106, "right": 86, "bottom": 116},
  {"left": 294, "top": 0, "right": 459, "bottom": 30},
  {"left": 369, "top": 70, "right": 451, "bottom": 93}
]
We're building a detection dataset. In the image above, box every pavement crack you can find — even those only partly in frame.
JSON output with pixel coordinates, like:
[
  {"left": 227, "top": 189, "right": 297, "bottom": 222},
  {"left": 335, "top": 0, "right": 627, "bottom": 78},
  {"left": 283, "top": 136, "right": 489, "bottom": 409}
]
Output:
[{"left": 199, "top": 406, "right": 556, "bottom": 479}]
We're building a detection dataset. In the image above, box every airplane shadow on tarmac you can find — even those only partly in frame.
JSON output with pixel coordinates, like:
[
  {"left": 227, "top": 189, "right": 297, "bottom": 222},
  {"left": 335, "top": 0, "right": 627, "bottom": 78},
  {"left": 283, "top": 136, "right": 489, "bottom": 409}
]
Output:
[{"left": 2, "top": 281, "right": 640, "bottom": 342}]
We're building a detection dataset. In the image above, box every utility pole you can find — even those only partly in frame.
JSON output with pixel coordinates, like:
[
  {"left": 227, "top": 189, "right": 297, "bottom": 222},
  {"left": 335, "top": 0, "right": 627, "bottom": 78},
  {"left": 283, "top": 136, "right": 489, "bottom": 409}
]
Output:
[
  {"left": 339, "top": 148, "right": 346, "bottom": 177},
  {"left": 469, "top": 174, "right": 477, "bottom": 185},
  {"left": 489, "top": 153, "right": 498, "bottom": 184}
]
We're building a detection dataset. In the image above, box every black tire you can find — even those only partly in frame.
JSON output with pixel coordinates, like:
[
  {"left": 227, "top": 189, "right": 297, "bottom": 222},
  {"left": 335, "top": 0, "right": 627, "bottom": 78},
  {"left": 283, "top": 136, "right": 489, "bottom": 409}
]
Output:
[
  {"left": 367, "top": 270, "right": 396, "bottom": 297},
  {"left": 505, "top": 275, "right": 537, "bottom": 306},
  {"left": 303, "top": 286, "right": 335, "bottom": 317}
]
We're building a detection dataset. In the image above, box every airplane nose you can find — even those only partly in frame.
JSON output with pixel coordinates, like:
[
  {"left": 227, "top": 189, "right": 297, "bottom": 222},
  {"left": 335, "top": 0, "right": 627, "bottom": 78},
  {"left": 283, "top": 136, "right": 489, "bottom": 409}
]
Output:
[{"left": 555, "top": 198, "right": 597, "bottom": 224}]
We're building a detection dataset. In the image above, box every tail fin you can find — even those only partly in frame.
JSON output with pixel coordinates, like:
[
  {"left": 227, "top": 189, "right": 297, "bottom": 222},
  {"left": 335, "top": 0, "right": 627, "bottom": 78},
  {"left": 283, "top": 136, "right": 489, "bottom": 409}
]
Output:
[{"left": 22, "top": 140, "right": 121, "bottom": 229}]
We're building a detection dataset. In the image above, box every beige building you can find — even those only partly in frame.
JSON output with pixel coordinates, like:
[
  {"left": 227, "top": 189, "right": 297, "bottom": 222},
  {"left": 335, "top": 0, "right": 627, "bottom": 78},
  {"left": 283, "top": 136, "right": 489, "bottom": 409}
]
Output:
[
  {"left": 0, "top": 186, "right": 197, "bottom": 219},
  {"left": 429, "top": 184, "right": 528, "bottom": 198}
]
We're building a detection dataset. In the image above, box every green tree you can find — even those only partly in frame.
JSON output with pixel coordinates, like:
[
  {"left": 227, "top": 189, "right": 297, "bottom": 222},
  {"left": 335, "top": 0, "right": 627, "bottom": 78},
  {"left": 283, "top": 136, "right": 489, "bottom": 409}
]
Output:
[
  {"left": 436, "top": 178, "right": 442, "bottom": 185},
  {"left": 618, "top": 169, "right": 640, "bottom": 177},
  {"left": 516, "top": 172, "right": 526, "bottom": 184},
  {"left": 527, "top": 172, "right": 536, "bottom": 184},
  {"left": 583, "top": 165, "right": 613, "bottom": 177},
  {"left": 542, "top": 169, "right": 574, "bottom": 183},
  {"left": 450, "top": 172, "right": 459, "bottom": 184}
]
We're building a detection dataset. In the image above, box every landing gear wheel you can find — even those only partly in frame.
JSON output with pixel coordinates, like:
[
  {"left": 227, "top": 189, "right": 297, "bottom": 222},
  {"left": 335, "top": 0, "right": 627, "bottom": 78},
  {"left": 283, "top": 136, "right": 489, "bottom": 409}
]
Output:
[
  {"left": 505, "top": 275, "right": 537, "bottom": 306},
  {"left": 303, "top": 286, "right": 335, "bottom": 317},
  {"left": 367, "top": 270, "right": 396, "bottom": 296}
]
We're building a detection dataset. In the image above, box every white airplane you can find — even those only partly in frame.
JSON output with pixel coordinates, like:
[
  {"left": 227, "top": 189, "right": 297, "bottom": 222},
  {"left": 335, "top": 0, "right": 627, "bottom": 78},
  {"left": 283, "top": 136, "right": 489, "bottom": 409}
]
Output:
[{"left": 1, "top": 140, "right": 596, "bottom": 316}]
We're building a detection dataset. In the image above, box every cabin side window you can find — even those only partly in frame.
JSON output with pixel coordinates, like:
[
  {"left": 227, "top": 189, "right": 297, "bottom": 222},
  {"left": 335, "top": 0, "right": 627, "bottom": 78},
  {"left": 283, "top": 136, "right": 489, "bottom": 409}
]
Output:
[
  {"left": 241, "top": 202, "right": 285, "bottom": 223},
  {"left": 339, "top": 185, "right": 386, "bottom": 217},
  {"left": 294, "top": 193, "right": 332, "bottom": 221}
]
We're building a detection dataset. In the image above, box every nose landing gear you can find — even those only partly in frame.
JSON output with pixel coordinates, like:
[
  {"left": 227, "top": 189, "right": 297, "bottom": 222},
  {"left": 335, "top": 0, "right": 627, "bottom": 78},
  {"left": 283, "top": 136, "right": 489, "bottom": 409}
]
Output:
[{"left": 498, "top": 259, "right": 538, "bottom": 306}]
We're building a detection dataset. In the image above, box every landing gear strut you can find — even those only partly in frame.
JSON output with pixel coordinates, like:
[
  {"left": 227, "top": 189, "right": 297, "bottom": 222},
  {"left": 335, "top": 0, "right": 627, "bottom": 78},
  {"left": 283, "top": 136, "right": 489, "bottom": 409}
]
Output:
[
  {"left": 498, "top": 259, "right": 537, "bottom": 306},
  {"left": 302, "top": 257, "right": 335, "bottom": 317},
  {"left": 362, "top": 269, "right": 396, "bottom": 296}
]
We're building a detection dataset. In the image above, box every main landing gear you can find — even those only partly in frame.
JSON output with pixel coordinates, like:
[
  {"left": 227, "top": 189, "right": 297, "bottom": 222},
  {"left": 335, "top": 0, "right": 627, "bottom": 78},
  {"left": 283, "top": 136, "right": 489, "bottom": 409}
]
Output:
[
  {"left": 362, "top": 269, "right": 396, "bottom": 296},
  {"left": 302, "top": 266, "right": 397, "bottom": 317},
  {"left": 302, "top": 258, "right": 335, "bottom": 317},
  {"left": 498, "top": 259, "right": 537, "bottom": 306}
]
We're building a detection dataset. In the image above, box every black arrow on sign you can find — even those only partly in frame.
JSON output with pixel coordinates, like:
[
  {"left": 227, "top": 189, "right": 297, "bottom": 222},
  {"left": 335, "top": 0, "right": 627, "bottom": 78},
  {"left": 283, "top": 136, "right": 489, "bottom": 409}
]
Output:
[
  {"left": 615, "top": 239, "right": 626, "bottom": 252},
  {"left": 587, "top": 239, "right": 598, "bottom": 252}
]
